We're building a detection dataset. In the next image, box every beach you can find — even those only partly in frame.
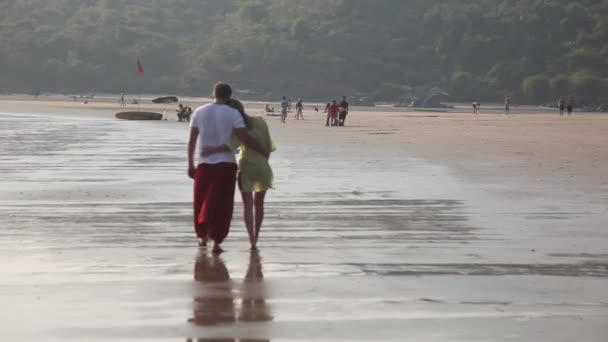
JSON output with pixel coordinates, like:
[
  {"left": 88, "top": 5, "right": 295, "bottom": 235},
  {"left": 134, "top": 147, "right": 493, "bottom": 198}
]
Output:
[{"left": 1, "top": 97, "right": 607, "bottom": 341}]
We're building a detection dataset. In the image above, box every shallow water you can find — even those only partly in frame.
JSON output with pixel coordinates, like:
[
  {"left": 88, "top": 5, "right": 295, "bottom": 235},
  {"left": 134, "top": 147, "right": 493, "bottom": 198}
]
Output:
[{"left": 0, "top": 111, "right": 607, "bottom": 341}]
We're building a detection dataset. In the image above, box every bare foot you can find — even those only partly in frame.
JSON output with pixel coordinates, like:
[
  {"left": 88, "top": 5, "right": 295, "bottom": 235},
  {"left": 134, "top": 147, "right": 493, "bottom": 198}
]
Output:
[
  {"left": 197, "top": 237, "right": 207, "bottom": 248},
  {"left": 212, "top": 244, "right": 224, "bottom": 254}
]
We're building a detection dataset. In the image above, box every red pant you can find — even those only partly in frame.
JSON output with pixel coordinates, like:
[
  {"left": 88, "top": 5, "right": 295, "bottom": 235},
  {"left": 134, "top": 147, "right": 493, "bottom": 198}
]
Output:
[{"left": 193, "top": 163, "right": 237, "bottom": 244}]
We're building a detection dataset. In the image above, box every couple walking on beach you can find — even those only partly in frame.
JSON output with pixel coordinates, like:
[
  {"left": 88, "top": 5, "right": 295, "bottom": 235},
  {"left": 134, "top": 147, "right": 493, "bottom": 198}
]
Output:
[{"left": 187, "top": 83, "right": 276, "bottom": 254}]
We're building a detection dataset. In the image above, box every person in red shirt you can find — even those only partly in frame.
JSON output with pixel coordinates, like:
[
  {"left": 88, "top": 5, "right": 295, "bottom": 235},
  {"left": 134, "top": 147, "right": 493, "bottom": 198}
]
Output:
[{"left": 326, "top": 100, "right": 339, "bottom": 126}]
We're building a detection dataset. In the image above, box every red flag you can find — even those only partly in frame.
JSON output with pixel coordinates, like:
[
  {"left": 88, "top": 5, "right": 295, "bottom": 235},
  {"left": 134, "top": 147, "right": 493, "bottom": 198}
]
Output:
[{"left": 137, "top": 59, "right": 144, "bottom": 76}]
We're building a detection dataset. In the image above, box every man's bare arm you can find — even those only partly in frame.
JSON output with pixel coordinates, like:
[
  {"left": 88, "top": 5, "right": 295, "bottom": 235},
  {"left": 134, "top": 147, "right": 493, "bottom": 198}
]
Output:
[
  {"left": 187, "top": 127, "right": 199, "bottom": 179},
  {"left": 233, "top": 128, "right": 268, "bottom": 157}
]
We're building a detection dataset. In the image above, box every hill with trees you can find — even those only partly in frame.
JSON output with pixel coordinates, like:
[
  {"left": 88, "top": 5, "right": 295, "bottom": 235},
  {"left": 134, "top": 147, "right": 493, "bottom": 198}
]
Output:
[{"left": 1, "top": 0, "right": 607, "bottom": 104}]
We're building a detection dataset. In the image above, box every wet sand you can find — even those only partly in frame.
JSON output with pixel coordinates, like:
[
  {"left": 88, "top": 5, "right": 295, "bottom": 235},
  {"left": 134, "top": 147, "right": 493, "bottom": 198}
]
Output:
[{"left": 1, "top": 98, "right": 608, "bottom": 341}]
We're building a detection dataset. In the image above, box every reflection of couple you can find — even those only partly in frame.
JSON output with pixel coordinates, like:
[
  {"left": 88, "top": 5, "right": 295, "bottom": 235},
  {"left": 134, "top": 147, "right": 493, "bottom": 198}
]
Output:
[
  {"left": 188, "top": 83, "right": 276, "bottom": 253},
  {"left": 189, "top": 251, "right": 272, "bottom": 342}
]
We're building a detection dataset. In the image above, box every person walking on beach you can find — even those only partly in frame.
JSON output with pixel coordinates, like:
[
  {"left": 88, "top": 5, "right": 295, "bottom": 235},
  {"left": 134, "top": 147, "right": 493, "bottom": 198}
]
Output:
[
  {"left": 202, "top": 99, "right": 276, "bottom": 250},
  {"left": 472, "top": 102, "right": 481, "bottom": 114},
  {"left": 504, "top": 97, "right": 510, "bottom": 115},
  {"left": 326, "top": 100, "right": 339, "bottom": 126},
  {"left": 558, "top": 96, "right": 565, "bottom": 116},
  {"left": 338, "top": 96, "right": 349, "bottom": 126},
  {"left": 566, "top": 96, "right": 573, "bottom": 116},
  {"left": 120, "top": 92, "right": 126, "bottom": 106},
  {"left": 295, "top": 99, "right": 304, "bottom": 120},
  {"left": 188, "top": 82, "right": 269, "bottom": 253},
  {"left": 280, "top": 97, "right": 289, "bottom": 123}
]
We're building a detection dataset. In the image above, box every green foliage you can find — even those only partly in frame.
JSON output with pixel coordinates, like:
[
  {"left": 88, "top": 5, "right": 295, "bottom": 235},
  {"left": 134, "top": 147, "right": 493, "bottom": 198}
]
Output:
[
  {"left": 569, "top": 71, "right": 606, "bottom": 101},
  {"left": 0, "top": 0, "right": 607, "bottom": 103},
  {"left": 522, "top": 74, "right": 550, "bottom": 100}
]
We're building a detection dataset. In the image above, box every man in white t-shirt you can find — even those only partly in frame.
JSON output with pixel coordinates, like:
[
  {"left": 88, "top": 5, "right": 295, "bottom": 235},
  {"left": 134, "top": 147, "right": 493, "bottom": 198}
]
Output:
[{"left": 187, "top": 82, "right": 268, "bottom": 253}]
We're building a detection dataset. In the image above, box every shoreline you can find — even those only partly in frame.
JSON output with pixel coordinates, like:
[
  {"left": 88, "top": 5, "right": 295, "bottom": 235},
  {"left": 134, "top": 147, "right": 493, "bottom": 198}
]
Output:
[{"left": 1, "top": 99, "right": 608, "bottom": 341}]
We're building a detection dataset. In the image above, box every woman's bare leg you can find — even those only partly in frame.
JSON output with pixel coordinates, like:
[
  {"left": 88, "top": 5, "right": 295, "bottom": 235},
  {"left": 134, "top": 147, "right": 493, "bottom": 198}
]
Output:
[
  {"left": 241, "top": 191, "right": 256, "bottom": 248},
  {"left": 253, "top": 191, "right": 267, "bottom": 245}
]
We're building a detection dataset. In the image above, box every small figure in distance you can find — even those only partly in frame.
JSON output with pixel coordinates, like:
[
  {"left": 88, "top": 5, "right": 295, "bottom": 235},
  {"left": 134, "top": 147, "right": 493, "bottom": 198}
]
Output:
[
  {"left": 324, "top": 103, "right": 331, "bottom": 126},
  {"left": 280, "top": 97, "right": 289, "bottom": 123},
  {"left": 338, "top": 96, "right": 349, "bottom": 126},
  {"left": 176, "top": 103, "right": 185, "bottom": 122},
  {"left": 295, "top": 98, "right": 304, "bottom": 120},
  {"left": 558, "top": 96, "right": 565, "bottom": 116},
  {"left": 327, "top": 100, "right": 339, "bottom": 126},
  {"left": 566, "top": 96, "right": 573, "bottom": 116},
  {"left": 504, "top": 97, "right": 510, "bottom": 116},
  {"left": 264, "top": 104, "right": 275, "bottom": 113},
  {"left": 184, "top": 107, "right": 193, "bottom": 122}
]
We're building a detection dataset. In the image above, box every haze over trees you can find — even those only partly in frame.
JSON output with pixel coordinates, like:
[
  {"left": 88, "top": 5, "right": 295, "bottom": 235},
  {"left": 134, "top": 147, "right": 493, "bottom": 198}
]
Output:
[{"left": 1, "top": 0, "right": 607, "bottom": 103}]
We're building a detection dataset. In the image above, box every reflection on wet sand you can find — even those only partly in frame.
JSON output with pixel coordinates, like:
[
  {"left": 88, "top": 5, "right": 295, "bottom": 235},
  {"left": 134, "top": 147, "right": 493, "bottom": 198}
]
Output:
[
  {"left": 188, "top": 251, "right": 272, "bottom": 342},
  {"left": 240, "top": 251, "right": 273, "bottom": 324},
  {"left": 190, "top": 253, "right": 235, "bottom": 327}
]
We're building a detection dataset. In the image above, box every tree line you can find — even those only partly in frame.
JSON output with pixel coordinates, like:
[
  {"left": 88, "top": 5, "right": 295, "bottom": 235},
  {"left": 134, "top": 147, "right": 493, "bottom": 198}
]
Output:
[{"left": 1, "top": 0, "right": 607, "bottom": 104}]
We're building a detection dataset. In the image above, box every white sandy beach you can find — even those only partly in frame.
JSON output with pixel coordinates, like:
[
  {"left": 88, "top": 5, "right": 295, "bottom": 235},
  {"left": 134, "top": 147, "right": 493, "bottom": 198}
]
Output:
[{"left": 1, "top": 96, "right": 607, "bottom": 341}]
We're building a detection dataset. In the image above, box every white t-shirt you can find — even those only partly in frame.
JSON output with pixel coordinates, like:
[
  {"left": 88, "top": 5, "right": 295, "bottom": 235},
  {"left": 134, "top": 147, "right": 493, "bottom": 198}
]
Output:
[{"left": 190, "top": 103, "right": 245, "bottom": 165}]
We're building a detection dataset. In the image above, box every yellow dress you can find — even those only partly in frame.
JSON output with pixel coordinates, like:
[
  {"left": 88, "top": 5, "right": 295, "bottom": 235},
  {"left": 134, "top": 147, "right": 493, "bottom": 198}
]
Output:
[{"left": 228, "top": 117, "right": 276, "bottom": 192}]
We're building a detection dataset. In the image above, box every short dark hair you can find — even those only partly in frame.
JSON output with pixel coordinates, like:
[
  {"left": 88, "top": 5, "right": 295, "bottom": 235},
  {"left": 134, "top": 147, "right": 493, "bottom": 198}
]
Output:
[{"left": 213, "top": 82, "right": 232, "bottom": 100}]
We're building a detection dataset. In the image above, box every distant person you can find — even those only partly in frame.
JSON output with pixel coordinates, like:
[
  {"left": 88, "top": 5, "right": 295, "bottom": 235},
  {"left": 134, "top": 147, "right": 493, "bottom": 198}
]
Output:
[
  {"left": 280, "top": 97, "right": 289, "bottom": 123},
  {"left": 566, "top": 96, "right": 573, "bottom": 116},
  {"left": 184, "top": 107, "right": 193, "bottom": 122},
  {"left": 314, "top": 106, "right": 319, "bottom": 112},
  {"left": 338, "top": 96, "right": 349, "bottom": 126},
  {"left": 327, "top": 100, "right": 339, "bottom": 126},
  {"left": 295, "top": 98, "right": 304, "bottom": 120},
  {"left": 176, "top": 103, "right": 185, "bottom": 122},
  {"left": 264, "top": 104, "right": 275, "bottom": 113},
  {"left": 324, "top": 102, "right": 331, "bottom": 125},
  {"left": 558, "top": 96, "right": 565, "bottom": 116},
  {"left": 187, "top": 82, "right": 269, "bottom": 253},
  {"left": 504, "top": 97, "right": 510, "bottom": 115},
  {"left": 324, "top": 103, "right": 331, "bottom": 125},
  {"left": 120, "top": 92, "right": 126, "bottom": 106},
  {"left": 472, "top": 102, "right": 478, "bottom": 114},
  {"left": 202, "top": 99, "right": 276, "bottom": 250}
]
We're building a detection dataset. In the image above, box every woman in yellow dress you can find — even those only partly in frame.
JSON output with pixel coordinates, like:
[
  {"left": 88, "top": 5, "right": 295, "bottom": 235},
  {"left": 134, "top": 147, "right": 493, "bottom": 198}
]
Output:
[{"left": 202, "top": 99, "right": 276, "bottom": 250}]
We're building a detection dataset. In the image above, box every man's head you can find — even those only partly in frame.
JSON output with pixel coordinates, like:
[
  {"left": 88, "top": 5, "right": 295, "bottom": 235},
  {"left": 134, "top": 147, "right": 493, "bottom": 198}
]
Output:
[
  {"left": 342, "top": 96, "right": 347, "bottom": 100},
  {"left": 212, "top": 82, "right": 232, "bottom": 103},
  {"left": 282, "top": 96, "right": 286, "bottom": 100},
  {"left": 332, "top": 100, "right": 337, "bottom": 104}
]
